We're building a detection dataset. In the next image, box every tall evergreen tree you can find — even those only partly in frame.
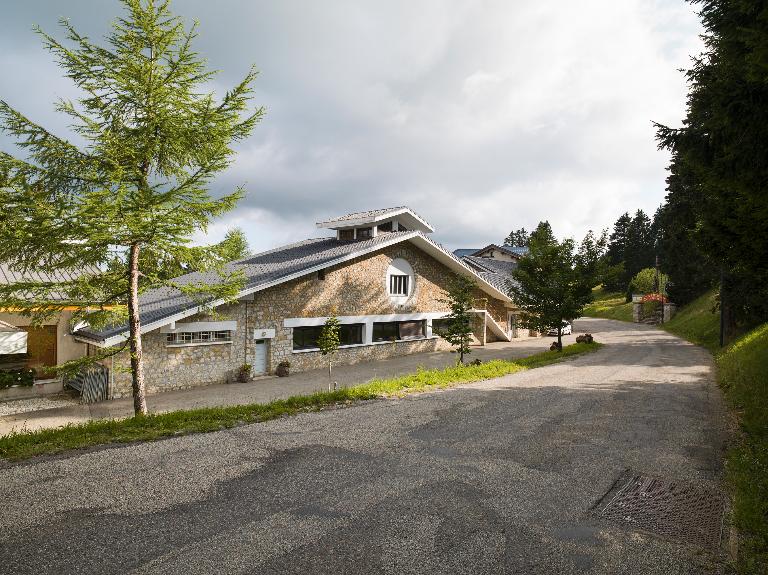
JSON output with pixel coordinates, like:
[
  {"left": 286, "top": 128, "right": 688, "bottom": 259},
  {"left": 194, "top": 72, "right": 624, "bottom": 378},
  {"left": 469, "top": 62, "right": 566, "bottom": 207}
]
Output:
[
  {"left": 0, "top": 0, "right": 263, "bottom": 415},
  {"left": 656, "top": 0, "right": 768, "bottom": 326},
  {"left": 503, "top": 228, "right": 529, "bottom": 247},
  {"left": 655, "top": 160, "right": 715, "bottom": 306},
  {"left": 624, "top": 209, "right": 655, "bottom": 285},
  {"left": 604, "top": 213, "right": 632, "bottom": 291},
  {"left": 530, "top": 221, "right": 555, "bottom": 245}
]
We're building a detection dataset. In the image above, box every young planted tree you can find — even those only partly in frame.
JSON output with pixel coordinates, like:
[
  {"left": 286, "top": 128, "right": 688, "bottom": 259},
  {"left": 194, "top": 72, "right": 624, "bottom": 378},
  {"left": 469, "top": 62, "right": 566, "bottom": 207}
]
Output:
[
  {"left": 439, "top": 275, "right": 477, "bottom": 365},
  {"left": 318, "top": 314, "right": 341, "bottom": 390},
  {"left": 509, "top": 229, "right": 595, "bottom": 350},
  {"left": 0, "top": 0, "right": 263, "bottom": 415}
]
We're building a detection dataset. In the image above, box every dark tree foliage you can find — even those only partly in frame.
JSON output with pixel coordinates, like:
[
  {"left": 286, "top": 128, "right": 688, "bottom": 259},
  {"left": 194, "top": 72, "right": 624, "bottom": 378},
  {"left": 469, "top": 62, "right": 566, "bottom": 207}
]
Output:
[
  {"left": 530, "top": 221, "right": 555, "bottom": 245},
  {"left": 604, "top": 211, "right": 655, "bottom": 294},
  {"left": 624, "top": 210, "right": 655, "bottom": 284},
  {"left": 655, "top": 161, "right": 715, "bottom": 306},
  {"left": 509, "top": 226, "right": 596, "bottom": 350},
  {"left": 656, "top": 0, "right": 768, "bottom": 327},
  {"left": 503, "top": 228, "right": 530, "bottom": 247}
]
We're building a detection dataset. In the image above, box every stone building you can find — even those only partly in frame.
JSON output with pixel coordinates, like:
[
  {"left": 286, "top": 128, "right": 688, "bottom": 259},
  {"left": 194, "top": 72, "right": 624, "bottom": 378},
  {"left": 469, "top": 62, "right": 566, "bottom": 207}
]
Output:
[{"left": 73, "top": 207, "right": 529, "bottom": 396}]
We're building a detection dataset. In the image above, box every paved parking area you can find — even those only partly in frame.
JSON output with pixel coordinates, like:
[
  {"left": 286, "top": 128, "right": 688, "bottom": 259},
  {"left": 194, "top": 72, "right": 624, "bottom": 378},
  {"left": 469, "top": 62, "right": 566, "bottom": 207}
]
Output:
[
  {"left": 0, "top": 331, "right": 574, "bottom": 435},
  {"left": 1, "top": 319, "right": 728, "bottom": 574}
]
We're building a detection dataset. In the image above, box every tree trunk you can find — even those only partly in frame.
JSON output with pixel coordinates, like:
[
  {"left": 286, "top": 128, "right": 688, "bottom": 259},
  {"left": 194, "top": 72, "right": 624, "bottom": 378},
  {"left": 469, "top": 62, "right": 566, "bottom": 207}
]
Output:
[
  {"left": 128, "top": 243, "right": 148, "bottom": 416},
  {"left": 557, "top": 326, "right": 563, "bottom": 351}
]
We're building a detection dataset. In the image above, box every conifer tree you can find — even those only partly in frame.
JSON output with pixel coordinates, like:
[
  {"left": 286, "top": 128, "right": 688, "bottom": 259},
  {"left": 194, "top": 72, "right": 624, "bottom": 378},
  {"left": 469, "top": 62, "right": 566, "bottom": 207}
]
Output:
[
  {"left": 0, "top": 0, "right": 263, "bottom": 415},
  {"left": 439, "top": 275, "right": 476, "bottom": 365}
]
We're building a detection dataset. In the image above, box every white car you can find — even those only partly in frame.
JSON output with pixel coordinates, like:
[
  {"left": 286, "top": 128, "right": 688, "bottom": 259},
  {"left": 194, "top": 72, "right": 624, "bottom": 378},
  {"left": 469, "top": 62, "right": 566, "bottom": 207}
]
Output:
[{"left": 547, "top": 321, "right": 572, "bottom": 336}]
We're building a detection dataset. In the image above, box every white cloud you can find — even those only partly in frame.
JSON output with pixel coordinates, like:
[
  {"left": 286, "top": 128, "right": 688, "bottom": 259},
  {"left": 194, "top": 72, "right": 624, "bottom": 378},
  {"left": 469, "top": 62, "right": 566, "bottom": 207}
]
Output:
[{"left": 0, "top": 0, "right": 703, "bottom": 252}]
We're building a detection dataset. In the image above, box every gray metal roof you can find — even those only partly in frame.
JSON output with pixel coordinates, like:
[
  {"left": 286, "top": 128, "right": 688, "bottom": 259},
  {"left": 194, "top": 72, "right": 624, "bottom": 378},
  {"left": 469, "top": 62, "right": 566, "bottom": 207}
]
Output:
[
  {"left": 74, "top": 232, "right": 418, "bottom": 343},
  {"left": 471, "top": 244, "right": 529, "bottom": 258},
  {"left": 0, "top": 263, "right": 103, "bottom": 301},
  {"left": 452, "top": 248, "right": 481, "bottom": 259},
  {"left": 317, "top": 207, "right": 409, "bottom": 224},
  {"left": 460, "top": 256, "right": 519, "bottom": 294},
  {"left": 315, "top": 206, "right": 435, "bottom": 233}
]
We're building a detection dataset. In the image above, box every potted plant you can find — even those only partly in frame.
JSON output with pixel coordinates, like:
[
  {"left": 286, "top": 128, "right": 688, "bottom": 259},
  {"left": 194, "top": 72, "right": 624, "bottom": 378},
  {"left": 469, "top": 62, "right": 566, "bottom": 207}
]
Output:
[
  {"left": 276, "top": 360, "right": 290, "bottom": 377},
  {"left": 237, "top": 364, "right": 252, "bottom": 383}
]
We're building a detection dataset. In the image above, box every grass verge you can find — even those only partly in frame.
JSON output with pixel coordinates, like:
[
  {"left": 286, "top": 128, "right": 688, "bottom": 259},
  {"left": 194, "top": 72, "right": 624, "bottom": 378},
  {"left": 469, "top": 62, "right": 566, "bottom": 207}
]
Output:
[
  {"left": 582, "top": 286, "right": 633, "bottom": 322},
  {"left": 717, "top": 323, "right": 768, "bottom": 574},
  {"left": 0, "top": 341, "right": 602, "bottom": 461}
]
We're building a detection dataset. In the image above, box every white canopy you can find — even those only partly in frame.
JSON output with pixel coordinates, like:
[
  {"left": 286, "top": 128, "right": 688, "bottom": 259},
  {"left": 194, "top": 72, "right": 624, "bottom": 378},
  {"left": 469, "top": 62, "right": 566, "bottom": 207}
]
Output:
[{"left": 0, "top": 321, "right": 27, "bottom": 354}]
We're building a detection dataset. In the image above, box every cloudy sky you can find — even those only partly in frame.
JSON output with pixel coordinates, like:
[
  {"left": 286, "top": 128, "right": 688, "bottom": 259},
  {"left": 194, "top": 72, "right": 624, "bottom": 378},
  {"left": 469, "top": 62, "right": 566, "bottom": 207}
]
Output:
[{"left": 0, "top": 0, "right": 703, "bottom": 252}]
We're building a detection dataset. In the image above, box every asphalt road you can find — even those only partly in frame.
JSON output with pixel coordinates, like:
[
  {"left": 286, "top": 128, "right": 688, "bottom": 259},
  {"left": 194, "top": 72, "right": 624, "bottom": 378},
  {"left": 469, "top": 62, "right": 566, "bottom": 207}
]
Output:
[{"left": 0, "top": 319, "right": 728, "bottom": 575}]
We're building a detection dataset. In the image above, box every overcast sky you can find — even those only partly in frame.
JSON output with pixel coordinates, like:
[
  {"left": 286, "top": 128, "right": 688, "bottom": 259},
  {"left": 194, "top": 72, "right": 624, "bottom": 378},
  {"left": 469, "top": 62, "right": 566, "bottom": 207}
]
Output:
[{"left": 0, "top": 0, "right": 703, "bottom": 252}]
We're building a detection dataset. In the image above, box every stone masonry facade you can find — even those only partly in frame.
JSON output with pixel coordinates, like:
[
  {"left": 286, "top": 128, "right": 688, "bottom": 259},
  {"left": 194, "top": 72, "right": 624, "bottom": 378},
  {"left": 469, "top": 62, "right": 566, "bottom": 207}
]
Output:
[{"left": 109, "top": 242, "right": 518, "bottom": 396}]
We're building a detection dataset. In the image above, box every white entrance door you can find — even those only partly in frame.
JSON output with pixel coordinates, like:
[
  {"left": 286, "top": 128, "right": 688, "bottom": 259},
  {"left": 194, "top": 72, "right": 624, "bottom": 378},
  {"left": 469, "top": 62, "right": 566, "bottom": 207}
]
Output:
[
  {"left": 508, "top": 313, "right": 518, "bottom": 339},
  {"left": 253, "top": 339, "right": 267, "bottom": 375}
]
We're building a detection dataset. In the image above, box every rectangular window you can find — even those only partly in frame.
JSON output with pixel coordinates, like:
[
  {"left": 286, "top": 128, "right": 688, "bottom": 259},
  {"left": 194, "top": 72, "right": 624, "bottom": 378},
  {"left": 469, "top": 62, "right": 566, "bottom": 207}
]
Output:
[
  {"left": 432, "top": 318, "right": 451, "bottom": 337},
  {"left": 389, "top": 274, "right": 409, "bottom": 296},
  {"left": 292, "top": 326, "right": 322, "bottom": 350},
  {"left": 357, "top": 227, "right": 373, "bottom": 239},
  {"left": 166, "top": 331, "right": 232, "bottom": 345},
  {"left": 338, "top": 229, "right": 354, "bottom": 241},
  {"left": 339, "top": 323, "right": 364, "bottom": 346},
  {"left": 293, "top": 324, "right": 364, "bottom": 350},
  {"left": 372, "top": 321, "right": 425, "bottom": 342},
  {"left": 377, "top": 221, "right": 393, "bottom": 233},
  {"left": 398, "top": 320, "right": 425, "bottom": 340},
  {"left": 372, "top": 322, "right": 399, "bottom": 342}
]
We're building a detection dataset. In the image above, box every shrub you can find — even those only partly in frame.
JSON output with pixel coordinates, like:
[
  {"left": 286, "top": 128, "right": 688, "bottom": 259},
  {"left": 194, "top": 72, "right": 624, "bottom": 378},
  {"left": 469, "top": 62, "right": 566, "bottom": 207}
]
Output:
[
  {"left": 0, "top": 368, "right": 35, "bottom": 389},
  {"left": 629, "top": 267, "right": 668, "bottom": 297}
]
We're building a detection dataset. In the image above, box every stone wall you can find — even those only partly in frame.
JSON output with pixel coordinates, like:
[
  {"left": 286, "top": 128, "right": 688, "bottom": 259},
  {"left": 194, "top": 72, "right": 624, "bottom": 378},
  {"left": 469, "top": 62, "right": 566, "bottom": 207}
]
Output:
[{"left": 110, "top": 241, "right": 516, "bottom": 395}]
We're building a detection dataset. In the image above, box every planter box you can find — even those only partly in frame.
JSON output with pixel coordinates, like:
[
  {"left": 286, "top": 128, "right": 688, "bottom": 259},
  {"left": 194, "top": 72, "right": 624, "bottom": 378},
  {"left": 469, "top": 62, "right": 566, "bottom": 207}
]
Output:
[{"left": 0, "top": 378, "right": 63, "bottom": 401}]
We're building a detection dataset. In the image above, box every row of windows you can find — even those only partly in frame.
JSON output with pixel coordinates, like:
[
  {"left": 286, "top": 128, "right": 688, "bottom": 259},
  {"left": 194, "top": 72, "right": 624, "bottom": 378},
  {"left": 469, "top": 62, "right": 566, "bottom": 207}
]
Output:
[
  {"left": 292, "top": 321, "right": 426, "bottom": 351},
  {"left": 293, "top": 324, "right": 365, "bottom": 350},
  {"left": 338, "top": 223, "right": 410, "bottom": 241},
  {"left": 166, "top": 331, "right": 232, "bottom": 344}
]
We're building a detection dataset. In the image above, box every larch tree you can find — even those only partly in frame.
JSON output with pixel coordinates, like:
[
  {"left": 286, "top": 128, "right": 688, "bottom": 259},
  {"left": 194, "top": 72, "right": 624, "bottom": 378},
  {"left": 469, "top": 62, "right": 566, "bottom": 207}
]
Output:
[{"left": 0, "top": 0, "right": 263, "bottom": 415}]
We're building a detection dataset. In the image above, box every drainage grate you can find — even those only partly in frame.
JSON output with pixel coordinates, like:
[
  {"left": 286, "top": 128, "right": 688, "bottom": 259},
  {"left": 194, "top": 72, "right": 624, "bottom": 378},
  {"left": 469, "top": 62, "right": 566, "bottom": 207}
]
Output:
[{"left": 595, "top": 472, "right": 726, "bottom": 550}]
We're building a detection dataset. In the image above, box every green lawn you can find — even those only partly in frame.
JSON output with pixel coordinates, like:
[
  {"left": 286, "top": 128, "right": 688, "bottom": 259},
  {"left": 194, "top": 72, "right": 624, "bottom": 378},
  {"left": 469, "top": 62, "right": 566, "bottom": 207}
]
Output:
[
  {"left": 0, "top": 341, "right": 602, "bottom": 461},
  {"left": 661, "top": 290, "right": 720, "bottom": 352},
  {"left": 659, "top": 290, "right": 767, "bottom": 574},
  {"left": 718, "top": 323, "right": 768, "bottom": 574},
  {"left": 582, "top": 286, "right": 633, "bottom": 322}
]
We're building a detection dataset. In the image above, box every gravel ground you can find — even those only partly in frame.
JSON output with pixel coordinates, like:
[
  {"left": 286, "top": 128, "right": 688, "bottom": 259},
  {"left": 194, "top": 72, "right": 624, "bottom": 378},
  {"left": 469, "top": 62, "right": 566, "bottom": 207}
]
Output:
[
  {"left": 0, "top": 394, "right": 78, "bottom": 417},
  {"left": 0, "top": 319, "right": 729, "bottom": 575}
]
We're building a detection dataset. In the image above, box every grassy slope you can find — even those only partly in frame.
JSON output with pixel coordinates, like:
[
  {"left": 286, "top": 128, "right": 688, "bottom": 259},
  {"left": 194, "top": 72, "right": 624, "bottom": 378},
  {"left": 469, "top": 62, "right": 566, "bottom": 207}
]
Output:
[
  {"left": 662, "top": 290, "right": 766, "bottom": 574},
  {"left": 662, "top": 290, "right": 721, "bottom": 352},
  {"left": 0, "top": 342, "right": 602, "bottom": 461},
  {"left": 718, "top": 324, "right": 768, "bottom": 574},
  {"left": 582, "top": 286, "right": 633, "bottom": 322}
]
